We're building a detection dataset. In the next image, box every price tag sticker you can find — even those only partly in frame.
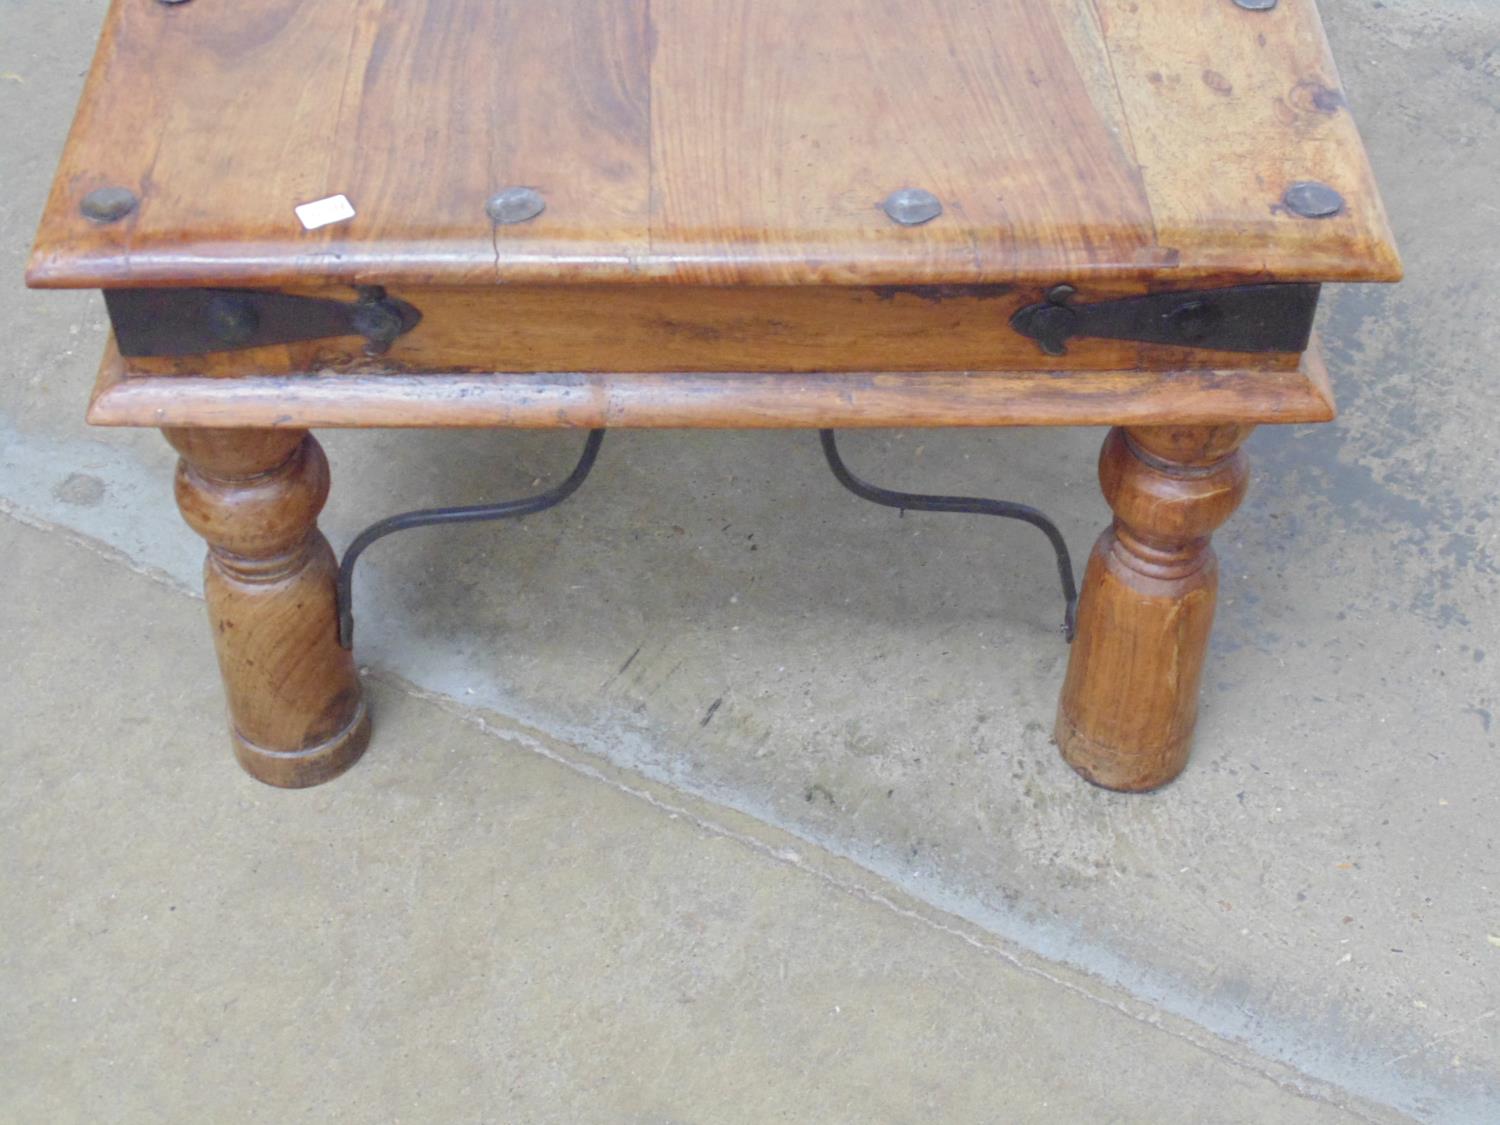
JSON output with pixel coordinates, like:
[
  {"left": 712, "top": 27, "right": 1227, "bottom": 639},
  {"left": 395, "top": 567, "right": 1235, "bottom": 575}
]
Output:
[{"left": 295, "top": 194, "right": 357, "bottom": 231}]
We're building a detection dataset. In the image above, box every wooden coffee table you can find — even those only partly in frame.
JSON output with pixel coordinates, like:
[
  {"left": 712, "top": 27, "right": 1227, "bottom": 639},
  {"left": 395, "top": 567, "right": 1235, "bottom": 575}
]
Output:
[{"left": 28, "top": 0, "right": 1398, "bottom": 791}]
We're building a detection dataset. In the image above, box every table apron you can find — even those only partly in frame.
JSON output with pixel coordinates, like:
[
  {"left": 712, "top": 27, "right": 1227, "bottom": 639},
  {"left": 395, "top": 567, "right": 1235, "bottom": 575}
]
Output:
[{"left": 113, "top": 283, "right": 1310, "bottom": 380}]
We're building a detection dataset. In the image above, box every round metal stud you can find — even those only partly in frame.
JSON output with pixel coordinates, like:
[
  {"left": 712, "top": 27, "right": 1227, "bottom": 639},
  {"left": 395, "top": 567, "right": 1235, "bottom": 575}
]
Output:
[
  {"left": 1282, "top": 181, "right": 1346, "bottom": 220},
  {"left": 79, "top": 186, "right": 139, "bottom": 224},
  {"left": 882, "top": 188, "right": 944, "bottom": 227},
  {"left": 1163, "top": 299, "right": 1220, "bottom": 344},
  {"left": 1232, "top": 0, "right": 1278, "bottom": 11},
  {"left": 486, "top": 187, "right": 546, "bottom": 226},
  {"left": 205, "top": 293, "right": 262, "bottom": 348}
]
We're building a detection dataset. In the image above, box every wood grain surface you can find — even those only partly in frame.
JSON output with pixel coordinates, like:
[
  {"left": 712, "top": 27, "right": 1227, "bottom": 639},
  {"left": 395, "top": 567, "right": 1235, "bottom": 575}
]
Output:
[
  {"left": 29, "top": 0, "right": 1399, "bottom": 290},
  {"left": 89, "top": 342, "right": 1337, "bottom": 431},
  {"left": 166, "top": 428, "right": 370, "bottom": 787},
  {"left": 1056, "top": 424, "right": 1254, "bottom": 791},
  {"left": 114, "top": 283, "right": 1307, "bottom": 379}
]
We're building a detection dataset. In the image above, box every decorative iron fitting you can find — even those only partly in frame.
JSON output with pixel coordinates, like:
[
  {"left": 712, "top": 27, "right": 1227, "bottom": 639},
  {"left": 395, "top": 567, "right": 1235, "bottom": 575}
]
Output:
[
  {"left": 1010, "top": 282, "right": 1321, "bottom": 357},
  {"left": 337, "top": 430, "right": 607, "bottom": 648},
  {"left": 104, "top": 286, "right": 422, "bottom": 358},
  {"left": 820, "top": 431, "right": 1078, "bottom": 641},
  {"left": 882, "top": 188, "right": 944, "bottom": 227},
  {"left": 80, "top": 186, "right": 139, "bottom": 224}
]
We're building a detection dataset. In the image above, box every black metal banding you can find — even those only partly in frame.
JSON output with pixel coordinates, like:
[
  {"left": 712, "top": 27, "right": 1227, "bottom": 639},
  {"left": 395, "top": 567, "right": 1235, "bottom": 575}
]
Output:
[
  {"left": 104, "top": 286, "right": 422, "bottom": 358},
  {"left": 1010, "top": 282, "right": 1321, "bottom": 358}
]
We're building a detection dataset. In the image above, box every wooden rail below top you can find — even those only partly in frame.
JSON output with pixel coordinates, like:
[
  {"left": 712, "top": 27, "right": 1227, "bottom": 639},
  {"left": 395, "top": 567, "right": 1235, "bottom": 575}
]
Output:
[{"left": 89, "top": 345, "right": 1335, "bottom": 431}]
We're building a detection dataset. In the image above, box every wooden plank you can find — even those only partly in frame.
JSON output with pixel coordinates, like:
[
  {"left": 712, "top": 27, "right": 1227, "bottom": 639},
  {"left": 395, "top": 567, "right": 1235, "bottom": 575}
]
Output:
[
  {"left": 89, "top": 346, "right": 1337, "bottom": 431},
  {"left": 646, "top": 0, "right": 1159, "bottom": 284},
  {"left": 29, "top": 0, "right": 652, "bottom": 289},
  {"left": 1096, "top": 0, "right": 1402, "bottom": 281},
  {"left": 30, "top": 0, "right": 1398, "bottom": 290}
]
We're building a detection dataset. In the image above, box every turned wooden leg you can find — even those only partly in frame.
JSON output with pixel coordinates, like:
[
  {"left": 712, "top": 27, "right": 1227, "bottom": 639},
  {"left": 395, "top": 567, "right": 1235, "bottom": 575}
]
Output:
[
  {"left": 1055, "top": 424, "right": 1252, "bottom": 792},
  {"left": 165, "top": 428, "right": 370, "bottom": 788}
]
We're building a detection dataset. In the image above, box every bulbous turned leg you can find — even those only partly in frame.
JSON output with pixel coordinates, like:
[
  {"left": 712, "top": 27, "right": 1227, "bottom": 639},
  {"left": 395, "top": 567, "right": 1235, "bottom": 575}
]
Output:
[
  {"left": 1055, "top": 424, "right": 1252, "bottom": 792},
  {"left": 165, "top": 428, "right": 369, "bottom": 788}
]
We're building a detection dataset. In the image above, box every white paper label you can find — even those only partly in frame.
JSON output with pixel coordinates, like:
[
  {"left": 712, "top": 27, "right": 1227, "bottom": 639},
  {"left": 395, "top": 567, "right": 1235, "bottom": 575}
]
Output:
[{"left": 294, "top": 194, "right": 357, "bottom": 231}]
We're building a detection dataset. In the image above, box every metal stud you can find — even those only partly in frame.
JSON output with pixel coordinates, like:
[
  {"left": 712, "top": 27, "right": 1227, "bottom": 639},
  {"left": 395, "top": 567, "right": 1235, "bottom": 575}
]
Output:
[
  {"left": 203, "top": 293, "right": 262, "bottom": 349},
  {"left": 882, "top": 188, "right": 943, "bottom": 227},
  {"left": 1232, "top": 0, "right": 1278, "bottom": 11},
  {"left": 486, "top": 187, "right": 546, "bottom": 226},
  {"left": 79, "top": 186, "right": 138, "bottom": 224},
  {"left": 1282, "top": 181, "right": 1346, "bottom": 220}
]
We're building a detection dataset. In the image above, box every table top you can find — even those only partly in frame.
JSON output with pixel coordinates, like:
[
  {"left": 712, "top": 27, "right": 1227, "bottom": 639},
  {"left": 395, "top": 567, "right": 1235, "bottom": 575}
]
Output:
[{"left": 30, "top": 0, "right": 1399, "bottom": 292}]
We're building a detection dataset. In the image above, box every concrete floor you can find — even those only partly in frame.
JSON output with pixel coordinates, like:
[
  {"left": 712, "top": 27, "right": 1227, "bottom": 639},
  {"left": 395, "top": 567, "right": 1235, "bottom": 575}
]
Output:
[{"left": 2, "top": 0, "right": 1496, "bottom": 1121}]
